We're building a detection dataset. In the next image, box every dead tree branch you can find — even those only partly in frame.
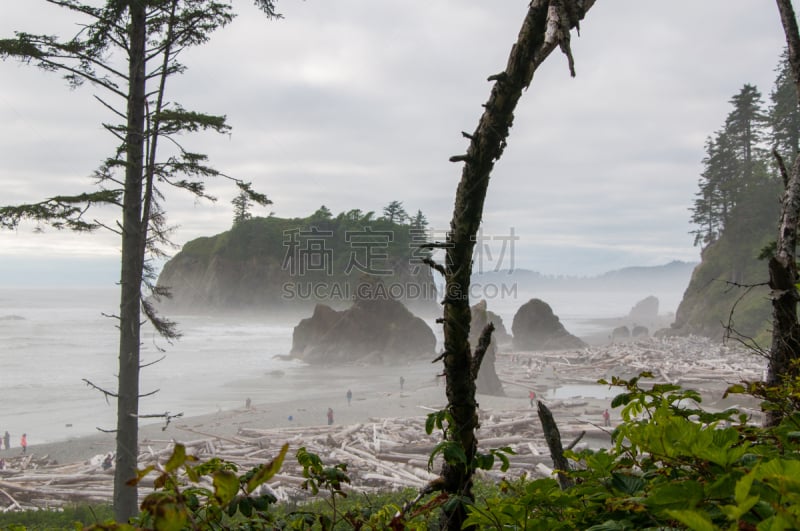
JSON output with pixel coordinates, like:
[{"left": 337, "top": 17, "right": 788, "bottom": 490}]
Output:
[{"left": 537, "top": 400, "right": 574, "bottom": 490}]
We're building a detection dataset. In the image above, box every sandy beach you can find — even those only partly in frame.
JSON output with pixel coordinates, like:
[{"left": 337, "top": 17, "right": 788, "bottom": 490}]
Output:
[{"left": 0, "top": 334, "right": 766, "bottom": 508}]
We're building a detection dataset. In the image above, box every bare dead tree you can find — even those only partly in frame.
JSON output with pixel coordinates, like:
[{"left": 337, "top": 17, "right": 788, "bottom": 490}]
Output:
[
  {"left": 767, "top": 0, "right": 800, "bottom": 427},
  {"left": 420, "top": 1, "right": 597, "bottom": 529}
]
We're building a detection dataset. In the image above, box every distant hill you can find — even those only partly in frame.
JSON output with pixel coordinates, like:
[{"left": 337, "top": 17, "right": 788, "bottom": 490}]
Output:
[{"left": 474, "top": 261, "right": 697, "bottom": 295}]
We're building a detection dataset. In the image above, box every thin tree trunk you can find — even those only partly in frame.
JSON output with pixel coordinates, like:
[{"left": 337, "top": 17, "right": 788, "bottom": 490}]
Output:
[
  {"left": 114, "top": 2, "right": 147, "bottom": 521},
  {"left": 767, "top": 0, "right": 800, "bottom": 427},
  {"left": 435, "top": 2, "right": 595, "bottom": 529},
  {"left": 537, "top": 400, "right": 574, "bottom": 489}
]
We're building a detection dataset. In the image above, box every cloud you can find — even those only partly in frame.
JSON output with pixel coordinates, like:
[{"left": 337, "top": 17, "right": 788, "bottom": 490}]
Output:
[{"left": 0, "top": 0, "right": 786, "bottom": 283}]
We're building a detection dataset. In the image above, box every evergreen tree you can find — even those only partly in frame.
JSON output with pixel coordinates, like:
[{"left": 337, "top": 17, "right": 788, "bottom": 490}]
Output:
[
  {"left": 232, "top": 187, "right": 255, "bottom": 226},
  {"left": 0, "top": 1, "right": 277, "bottom": 520},
  {"left": 410, "top": 209, "right": 429, "bottom": 230},
  {"left": 770, "top": 49, "right": 800, "bottom": 167},
  {"left": 382, "top": 200, "right": 408, "bottom": 224},
  {"left": 690, "top": 84, "right": 769, "bottom": 248},
  {"left": 725, "top": 84, "right": 768, "bottom": 185},
  {"left": 311, "top": 205, "right": 333, "bottom": 220}
]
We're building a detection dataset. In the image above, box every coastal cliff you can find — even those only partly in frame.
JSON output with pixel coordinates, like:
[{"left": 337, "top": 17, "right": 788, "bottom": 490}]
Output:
[{"left": 156, "top": 208, "right": 438, "bottom": 314}]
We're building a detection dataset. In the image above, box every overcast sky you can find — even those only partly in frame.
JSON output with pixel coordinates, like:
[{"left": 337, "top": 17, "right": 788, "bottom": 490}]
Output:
[{"left": 0, "top": 1, "right": 787, "bottom": 287}]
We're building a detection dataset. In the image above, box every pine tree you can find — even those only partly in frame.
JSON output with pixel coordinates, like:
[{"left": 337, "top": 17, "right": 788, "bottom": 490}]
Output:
[
  {"left": 232, "top": 188, "right": 253, "bottom": 226},
  {"left": 410, "top": 209, "right": 429, "bottom": 230},
  {"left": 770, "top": 49, "right": 800, "bottom": 167},
  {"left": 382, "top": 200, "right": 408, "bottom": 224},
  {"left": 690, "top": 85, "right": 769, "bottom": 248},
  {"left": 0, "top": 1, "right": 277, "bottom": 520},
  {"left": 725, "top": 84, "right": 768, "bottom": 185}
]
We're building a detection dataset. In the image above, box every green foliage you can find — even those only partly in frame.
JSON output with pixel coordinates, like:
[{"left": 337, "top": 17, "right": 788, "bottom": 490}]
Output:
[
  {"left": 465, "top": 373, "right": 800, "bottom": 530},
  {"left": 0, "top": 504, "right": 114, "bottom": 530},
  {"left": 425, "top": 408, "right": 514, "bottom": 477},
  {"left": 172, "top": 205, "right": 432, "bottom": 286}
]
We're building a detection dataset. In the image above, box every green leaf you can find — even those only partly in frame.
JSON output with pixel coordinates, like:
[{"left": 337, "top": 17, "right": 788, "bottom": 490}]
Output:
[
  {"left": 425, "top": 412, "right": 436, "bottom": 435},
  {"left": 153, "top": 502, "right": 188, "bottom": 531},
  {"left": 735, "top": 466, "right": 757, "bottom": 505},
  {"left": 611, "top": 393, "right": 633, "bottom": 409},
  {"left": 127, "top": 465, "right": 155, "bottom": 486},
  {"left": 645, "top": 480, "right": 703, "bottom": 510},
  {"left": 610, "top": 473, "right": 645, "bottom": 495},
  {"left": 164, "top": 443, "right": 187, "bottom": 473},
  {"left": 238, "top": 496, "right": 253, "bottom": 517},
  {"left": 665, "top": 509, "right": 716, "bottom": 531},
  {"left": 724, "top": 383, "right": 747, "bottom": 398},
  {"left": 213, "top": 469, "right": 239, "bottom": 506},
  {"left": 246, "top": 443, "right": 288, "bottom": 494},
  {"left": 497, "top": 451, "right": 510, "bottom": 472}
]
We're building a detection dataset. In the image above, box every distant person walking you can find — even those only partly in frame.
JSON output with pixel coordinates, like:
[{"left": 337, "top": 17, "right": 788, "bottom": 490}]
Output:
[
  {"left": 399, "top": 376, "right": 405, "bottom": 391},
  {"left": 20, "top": 433, "right": 27, "bottom": 454},
  {"left": 602, "top": 409, "right": 611, "bottom": 427},
  {"left": 327, "top": 407, "right": 334, "bottom": 425},
  {"left": 3, "top": 431, "right": 9, "bottom": 450},
  {"left": 529, "top": 390, "right": 536, "bottom": 407},
  {"left": 346, "top": 389, "right": 352, "bottom": 406}
]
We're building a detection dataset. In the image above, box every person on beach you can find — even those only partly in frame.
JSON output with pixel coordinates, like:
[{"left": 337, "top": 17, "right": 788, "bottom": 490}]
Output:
[
  {"left": 102, "top": 453, "right": 114, "bottom": 470},
  {"left": 529, "top": 390, "right": 536, "bottom": 407},
  {"left": 20, "top": 433, "right": 27, "bottom": 454},
  {"left": 327, "top": 407, "right": 334, "bottom": 425},
  {"left": 399, "top": 376, "right": 405, "bottom": 391},
  {"left": 602, "top": 409, "right": 611, "bottom": 427},
  {"left": 3, "top": 431, "right": 9, "bottom": 450},
  {"left": 346, "top": 389, "right": 352, "bottom": 406}
]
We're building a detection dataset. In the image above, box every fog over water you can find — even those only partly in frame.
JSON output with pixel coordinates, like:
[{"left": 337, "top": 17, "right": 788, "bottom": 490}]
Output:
[{"left": 0, "top": 278, "right": 685, "bottom": 445}]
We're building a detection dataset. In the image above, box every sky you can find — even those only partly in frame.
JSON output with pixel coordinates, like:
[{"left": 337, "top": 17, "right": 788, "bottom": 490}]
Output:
[{"left": 0, "top": 1, "right": 788, "bottom": 287}]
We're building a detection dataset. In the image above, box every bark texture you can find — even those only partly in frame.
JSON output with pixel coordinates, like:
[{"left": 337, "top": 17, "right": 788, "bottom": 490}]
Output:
[
  {"left": 114, "top": 3, "right": 147, "bottom": 521},
  {"left": 767, "top": 0, "right": 800, "bottom": 427},
  {"left": 435, "top": 1, "right": 595, "bottom": 528},
  {"left": 537, "top": 400, "right": 574, "bottom": 489}
]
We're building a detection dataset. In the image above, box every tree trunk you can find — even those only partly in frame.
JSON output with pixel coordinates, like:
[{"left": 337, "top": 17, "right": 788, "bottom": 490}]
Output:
[
  {"left": 436, "top": 2, "right": 595, "bottom": 529},
  {"left": 767, "top": 0, "right": 800, "bottom": 427},
  {"left": 537, "top": 400, "right": 574, "bottom": 489},
  {"left": 114, "top": 2, "right": 147, "bottom": 521}
]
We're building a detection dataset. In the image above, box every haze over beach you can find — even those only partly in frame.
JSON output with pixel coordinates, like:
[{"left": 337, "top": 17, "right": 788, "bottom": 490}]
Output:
[{"left": 0, "top": 1, "right": 793, "bottom": 525}]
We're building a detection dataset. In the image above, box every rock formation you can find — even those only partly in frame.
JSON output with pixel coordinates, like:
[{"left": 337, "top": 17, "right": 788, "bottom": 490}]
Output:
[
  {"left": 511, "top": 298, "right": 586, "bottom": 351},
  {"left": 469, "top": 300, "right": 505, "bottom": 396},
  {"left": 290, "top": 298, "right": 436, "bottom": 364},
  {"left": 628, "top": 296, "right": 659, "bottom": 322},
  {"left": 155, "top": 212, "right": 438, "bottom": 314},
  {"left": 611, "top": 326, "right": 630, "bottom": 341}
]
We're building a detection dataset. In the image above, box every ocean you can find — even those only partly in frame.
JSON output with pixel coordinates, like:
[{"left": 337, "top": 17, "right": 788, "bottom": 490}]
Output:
[{"left": 0, "top": 284, "right": 683, "bottom": 446}]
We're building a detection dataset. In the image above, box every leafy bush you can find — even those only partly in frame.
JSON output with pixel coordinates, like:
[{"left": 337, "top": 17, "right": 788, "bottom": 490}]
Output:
[
  {"left": 465, "top": 372, "right": 800, "bottom": 530},
  {"left": 0, "top": 504, "right": 113, "bottom": 530}
]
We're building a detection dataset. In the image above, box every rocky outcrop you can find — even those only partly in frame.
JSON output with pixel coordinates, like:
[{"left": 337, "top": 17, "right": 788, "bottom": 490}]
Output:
[
  {"left": 290, "top": 298, "right": 436, "bottom": 364},
  {"left": 628, "top": 296, "right": 659, "bottom": 322},
  {"left": 632, "top": 325, "right": 649, "bottom": 338},
  {"left": 156, "top": 213, "right": 438, "bottom": 314},
  {"left": 611, "top": 326, "right": 630, "bottom": 341},
  {"left": 511, "top": 299, "right": 586, "bottom": 351},
  {"left": 469, "top": 300, "right": 505, "bottom": 396}
]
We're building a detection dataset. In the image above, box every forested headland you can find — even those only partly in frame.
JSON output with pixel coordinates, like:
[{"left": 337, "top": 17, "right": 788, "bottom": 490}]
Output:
[{"left": 672, "top": 51, "right": 799, "bottom": 343}]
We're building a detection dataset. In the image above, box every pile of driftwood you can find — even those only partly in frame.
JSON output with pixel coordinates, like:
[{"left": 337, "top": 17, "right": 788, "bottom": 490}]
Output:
[
  {"left": 499, "top": 335, "right": 765, "bottom": 398},
  {"left": 0, "top": 336, "right": 765, "bottom": 511},
  {"left": 0, "top": 407, "right": 600, "bottom": 512}
]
